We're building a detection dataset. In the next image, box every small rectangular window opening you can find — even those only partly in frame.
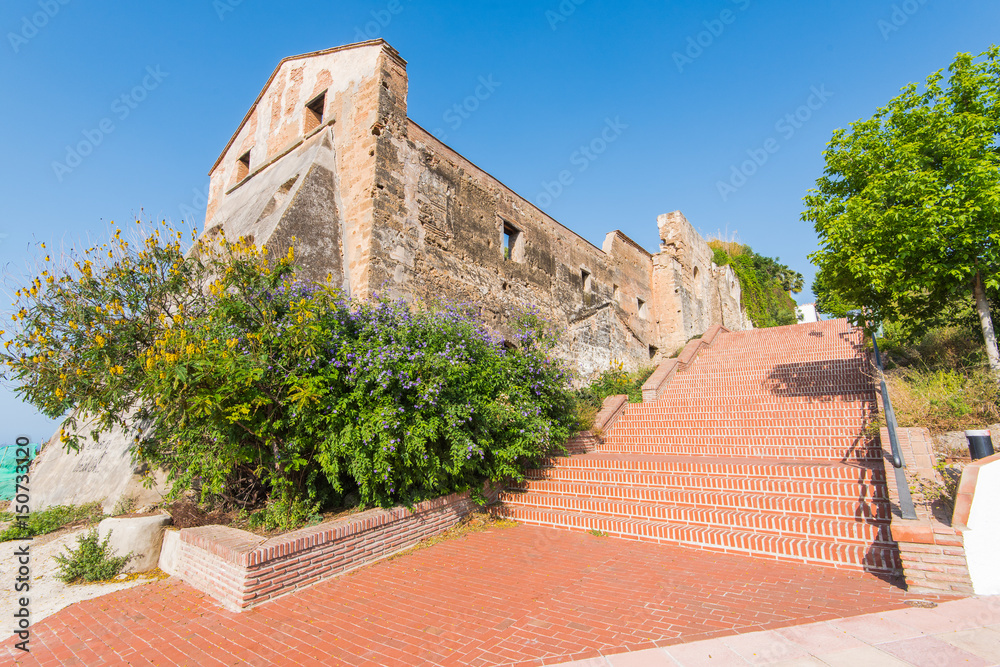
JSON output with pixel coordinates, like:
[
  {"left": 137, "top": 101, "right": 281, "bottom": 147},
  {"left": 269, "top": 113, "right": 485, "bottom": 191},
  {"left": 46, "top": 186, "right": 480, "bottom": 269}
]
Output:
[
  {"left": 581, "top": 269, "right": 592, "bottom": 292},
  {"left": 236, "top": 150, "right": 251, "bottom": 181},
  {"left": 637, "top": 297, "right": 648, "bottom": 319},
  {"left": 613, "top": 284, "right": 620, "bottom": 302},
  {"left": 503, "top": 222, "right": 521, "bottom": 262},
  {"left": 648, "top": 345, "right": 658, "bottom": 360},
  {"left": 305, "top": 92, "right": 326, "bottom": 133}
]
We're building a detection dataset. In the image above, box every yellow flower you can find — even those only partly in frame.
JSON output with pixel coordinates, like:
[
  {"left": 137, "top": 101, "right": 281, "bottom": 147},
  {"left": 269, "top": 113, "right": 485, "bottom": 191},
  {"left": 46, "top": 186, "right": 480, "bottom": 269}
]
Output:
[{"left": 95, "top": 334, "right": 106, "bottom": 347}]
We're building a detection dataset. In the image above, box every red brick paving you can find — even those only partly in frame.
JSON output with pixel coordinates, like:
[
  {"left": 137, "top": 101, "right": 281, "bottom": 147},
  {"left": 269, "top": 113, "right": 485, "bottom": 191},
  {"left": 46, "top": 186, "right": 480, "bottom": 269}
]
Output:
[{"left": 5, "top": 524, "right": 953, "bottom": 666}]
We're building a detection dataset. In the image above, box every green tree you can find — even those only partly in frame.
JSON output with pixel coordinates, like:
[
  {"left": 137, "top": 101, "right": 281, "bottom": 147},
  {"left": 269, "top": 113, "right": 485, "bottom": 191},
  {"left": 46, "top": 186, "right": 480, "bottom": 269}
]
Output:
[{"left": 804, "top": 47, "right": 1000, "bottom": 384}]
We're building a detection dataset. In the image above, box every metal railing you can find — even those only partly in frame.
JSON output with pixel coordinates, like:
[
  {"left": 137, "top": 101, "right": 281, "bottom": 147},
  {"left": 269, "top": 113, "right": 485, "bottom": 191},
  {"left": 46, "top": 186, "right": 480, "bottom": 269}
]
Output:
[{"left": 870, "top": 334, "right": 918, "bottom": 520}]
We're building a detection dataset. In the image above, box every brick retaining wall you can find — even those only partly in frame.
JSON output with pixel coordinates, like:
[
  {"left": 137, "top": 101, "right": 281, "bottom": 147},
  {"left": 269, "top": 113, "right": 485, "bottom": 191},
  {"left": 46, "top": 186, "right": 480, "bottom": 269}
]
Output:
[
  {"left": 642, "top": 324, "right": 728, "bottom": 402},
  {"left": 167, "top": 489, "right": 493, "bottom": 611},
  {"left": 880, "top": 426, "right": 975, "bottom": 595}
]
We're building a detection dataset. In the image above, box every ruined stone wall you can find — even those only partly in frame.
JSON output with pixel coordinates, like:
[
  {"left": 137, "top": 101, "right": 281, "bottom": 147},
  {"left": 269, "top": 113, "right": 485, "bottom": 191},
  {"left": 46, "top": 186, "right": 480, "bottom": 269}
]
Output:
[
  {"left": 206, "top": 41, "right": 405, "bottom": 295},
  {"left": 652, "top": 211, "right": 751, "bottom": 353},
  {"left": 371, "top": 120, "right": 657, "bottom": 379},
  {"left": 202, "top": 39, "right": 749, "bottom": 381}
]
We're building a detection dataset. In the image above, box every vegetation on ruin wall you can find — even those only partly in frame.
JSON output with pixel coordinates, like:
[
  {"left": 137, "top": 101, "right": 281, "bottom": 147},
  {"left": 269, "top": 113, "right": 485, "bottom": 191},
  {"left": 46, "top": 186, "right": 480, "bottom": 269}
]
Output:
[
  {"left": 708, "top": 240, "right": 803, "bottom": 328},
  {"left": 0, "top": 224, "right": 576, "bottom": 526}
]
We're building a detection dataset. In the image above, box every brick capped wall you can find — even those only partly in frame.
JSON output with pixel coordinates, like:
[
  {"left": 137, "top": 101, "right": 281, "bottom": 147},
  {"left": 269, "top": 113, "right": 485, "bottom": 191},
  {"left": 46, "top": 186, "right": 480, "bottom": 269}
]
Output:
[
  {"left": 170, "top": 489, "right": 491, "bottom": 612},
  {"left": 880, "top": 426, "right": 975, "bottom": 595}
]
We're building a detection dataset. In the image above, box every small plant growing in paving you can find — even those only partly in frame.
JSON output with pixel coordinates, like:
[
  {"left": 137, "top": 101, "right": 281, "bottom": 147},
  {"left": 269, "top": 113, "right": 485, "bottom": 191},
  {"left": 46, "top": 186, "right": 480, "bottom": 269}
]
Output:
[{"left": 53, "top": 528, "right": 132, "bottom": 583}]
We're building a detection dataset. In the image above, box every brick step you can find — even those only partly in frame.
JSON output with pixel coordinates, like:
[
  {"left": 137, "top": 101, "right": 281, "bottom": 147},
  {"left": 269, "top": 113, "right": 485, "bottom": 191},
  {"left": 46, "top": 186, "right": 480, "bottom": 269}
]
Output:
[
  {"left": 649, "top": 389, "right": 875, "bottom": 402},
  {"left": 615, "top": 418, "right": 870, "bottom": 429},
  {"left": 534, "top": 454, "right": 886, "bottom": 480},
  {"left": 598, "top": 434, "right": 879, "bottom": 447},
  {"left": 604, "top": 427, "right": 870, "bottom": 439},
  {"left": 498, "top": 492, "right": 892, "bottom": 542},
  {"left": 559, "top": 433, "right": 600, "bottom": 455},
  {"left": 506, "top": 481, "right": 892, "bottom": 519},
  {"left": 631, "top": 396, "right": 876, "bottom": 410},
  {"left": 666, "top": 369, "right": 869, "bottom": 380},
  {"left": 594, "top": 443, "right": 882, "bottom": 460},
  {"left": 489, "top": 506, "right": 901, "bottom": 575},
  {"left": 623, "top": 401, "right": 873, "bottom": 413},
  {"left": 618, "top": 409, "right": 873, "bottom": 420},
  {"left": 669, "top": 354, "right": 867, "bottom": 363},
  {"left": 524, "top": 467, "right": 888, "bottom": 498}
]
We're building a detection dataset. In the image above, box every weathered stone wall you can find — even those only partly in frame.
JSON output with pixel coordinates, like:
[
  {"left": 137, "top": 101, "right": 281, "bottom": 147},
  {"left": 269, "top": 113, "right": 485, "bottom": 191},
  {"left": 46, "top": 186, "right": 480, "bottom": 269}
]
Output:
[
  {"left": 21, "top": 415, "right": 167, "bottom": 514},
  {"left": 653, "top": 211, "right": 751, "bottom": 353},
  {"left": 206, "top": 40, "right": 405, "bottom": 295},
  {"left": 371, "top": 120, "right": 658, "bottom": 378},
  {"left": 203, "top": 39, "right": 749, "bottom": 381}
]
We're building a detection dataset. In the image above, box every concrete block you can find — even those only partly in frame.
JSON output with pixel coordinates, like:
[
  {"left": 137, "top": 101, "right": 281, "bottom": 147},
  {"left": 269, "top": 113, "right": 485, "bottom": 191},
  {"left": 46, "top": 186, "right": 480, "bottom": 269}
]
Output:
[{"left": 98, "top": 513, "right": 173, "bottom": 573}]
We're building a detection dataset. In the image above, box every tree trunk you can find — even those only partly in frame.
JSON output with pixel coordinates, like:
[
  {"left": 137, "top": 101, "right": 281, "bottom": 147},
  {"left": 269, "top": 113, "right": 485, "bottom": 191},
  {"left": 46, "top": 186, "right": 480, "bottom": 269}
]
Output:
[{"left": 973, "top": 271, "right": 1000, "bottom": 386}]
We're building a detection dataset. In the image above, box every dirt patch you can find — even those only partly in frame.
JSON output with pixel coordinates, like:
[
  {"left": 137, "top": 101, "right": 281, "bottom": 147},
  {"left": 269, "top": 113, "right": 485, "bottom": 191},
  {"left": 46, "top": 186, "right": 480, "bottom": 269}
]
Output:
[{"left": 163, "top": 500, "right": 235, "bottom": 529}]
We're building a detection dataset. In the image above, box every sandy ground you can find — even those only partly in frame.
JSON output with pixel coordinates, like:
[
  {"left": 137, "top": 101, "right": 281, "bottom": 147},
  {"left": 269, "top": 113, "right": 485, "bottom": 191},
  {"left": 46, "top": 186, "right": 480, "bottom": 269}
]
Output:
[{"left": 1, "top": 526, "right": 163, "bottom": 637}]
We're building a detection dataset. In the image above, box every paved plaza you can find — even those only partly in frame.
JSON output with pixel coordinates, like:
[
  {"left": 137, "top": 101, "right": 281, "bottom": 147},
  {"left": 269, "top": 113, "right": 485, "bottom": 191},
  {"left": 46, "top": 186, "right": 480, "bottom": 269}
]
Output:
[{"left": 4, "top": 523, "right": 967, "bottom": 666}]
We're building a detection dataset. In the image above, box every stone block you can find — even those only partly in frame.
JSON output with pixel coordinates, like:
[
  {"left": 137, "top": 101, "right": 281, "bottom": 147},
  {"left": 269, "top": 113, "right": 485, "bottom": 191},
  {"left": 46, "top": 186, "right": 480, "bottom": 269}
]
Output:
[{"left": 98, "top": 513, "right": 173, "bottom": 573}]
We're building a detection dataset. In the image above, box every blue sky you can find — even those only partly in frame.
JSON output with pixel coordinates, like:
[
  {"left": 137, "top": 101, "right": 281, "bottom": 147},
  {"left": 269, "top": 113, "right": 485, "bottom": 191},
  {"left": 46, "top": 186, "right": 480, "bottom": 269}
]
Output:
[{"left": 1, "top": 0, "right": 997, "bottom": 444}]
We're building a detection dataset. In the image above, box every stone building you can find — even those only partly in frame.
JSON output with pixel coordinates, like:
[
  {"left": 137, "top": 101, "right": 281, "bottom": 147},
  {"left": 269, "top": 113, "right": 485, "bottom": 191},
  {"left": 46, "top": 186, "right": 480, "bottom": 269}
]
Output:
[{"left": 205, "top": 39, "right": 750, "bottom": 379}]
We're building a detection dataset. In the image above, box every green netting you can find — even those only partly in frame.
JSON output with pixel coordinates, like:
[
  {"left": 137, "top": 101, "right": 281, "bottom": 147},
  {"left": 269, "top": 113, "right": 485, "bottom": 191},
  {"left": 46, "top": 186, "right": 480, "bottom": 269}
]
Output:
[{"left": 0, "top": 443, "right": 40, "bottom": 502}]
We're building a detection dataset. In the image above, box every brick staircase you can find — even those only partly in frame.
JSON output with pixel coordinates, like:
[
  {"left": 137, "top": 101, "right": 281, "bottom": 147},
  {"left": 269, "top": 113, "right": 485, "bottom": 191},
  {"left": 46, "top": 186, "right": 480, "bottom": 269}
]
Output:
[{"left": 494, "top": 319, "right": 902, "bottom": 575}]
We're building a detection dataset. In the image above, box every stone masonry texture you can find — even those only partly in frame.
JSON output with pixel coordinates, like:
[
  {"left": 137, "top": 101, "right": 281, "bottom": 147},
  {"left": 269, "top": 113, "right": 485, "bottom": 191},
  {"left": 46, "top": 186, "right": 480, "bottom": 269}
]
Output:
[{"left": 205, "top": 40, "right": 750, "bottom": 381}]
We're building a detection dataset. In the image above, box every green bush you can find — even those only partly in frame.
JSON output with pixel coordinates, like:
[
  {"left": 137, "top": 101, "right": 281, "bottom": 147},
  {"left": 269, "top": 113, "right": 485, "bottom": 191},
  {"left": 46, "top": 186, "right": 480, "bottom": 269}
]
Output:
[
  {"left": 887, "top": 366, "right": 999, "bottom": 433},
  {"left": 53, "top": 528, "right": 132, "bottom": 583},
  {"left": 247, "top": 496, "right": 322, "bottom": 532},
  {"left": 0, "top": 503, "right": 103, "bottom": 542},
  {"left": 575, "top": 362, "right": 653, "bottom": 429},
  {"left": 2, "top": 228, "right": 577, "bottom": 515},
  {"left": 879, "top": 325, "right": 999, "bottom": 433}
]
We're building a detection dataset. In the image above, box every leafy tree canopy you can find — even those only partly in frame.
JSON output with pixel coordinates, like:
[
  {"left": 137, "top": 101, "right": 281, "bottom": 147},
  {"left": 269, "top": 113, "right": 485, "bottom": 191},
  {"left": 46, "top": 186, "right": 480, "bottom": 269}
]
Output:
[{"left": 803, "top": 46, "right": 1000, "bottom": 381}]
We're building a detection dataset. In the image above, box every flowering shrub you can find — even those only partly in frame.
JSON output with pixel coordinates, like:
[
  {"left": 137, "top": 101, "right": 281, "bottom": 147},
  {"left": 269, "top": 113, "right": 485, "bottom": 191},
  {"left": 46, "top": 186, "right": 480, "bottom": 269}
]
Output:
[{"left": 2, "top": 223, "right": 575, "bottom": 515}]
